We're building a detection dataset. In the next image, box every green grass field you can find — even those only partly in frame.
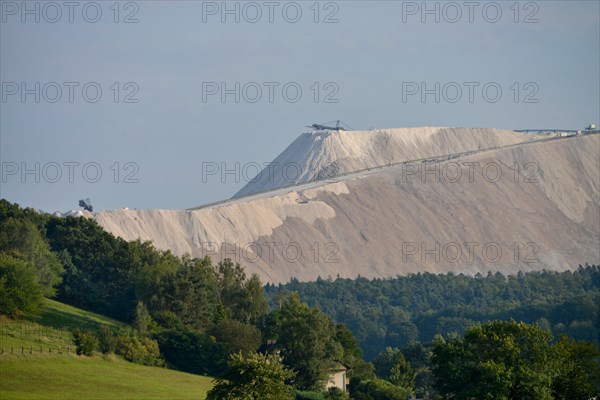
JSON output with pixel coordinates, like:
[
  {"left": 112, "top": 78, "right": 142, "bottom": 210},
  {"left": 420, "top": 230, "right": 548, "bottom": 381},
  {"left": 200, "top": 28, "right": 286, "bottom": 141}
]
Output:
[
  {"left": 0, "top": 299, "right": 122, "bottom": 354},
  {"left": 0, "top": 299, "right": 214, "bottom": 399},
  {"left": 1, "top": 357, "right": 214, "bottom": 400},
  {"left": 26, "top": 299, "right": 123, "bottom": 330}
]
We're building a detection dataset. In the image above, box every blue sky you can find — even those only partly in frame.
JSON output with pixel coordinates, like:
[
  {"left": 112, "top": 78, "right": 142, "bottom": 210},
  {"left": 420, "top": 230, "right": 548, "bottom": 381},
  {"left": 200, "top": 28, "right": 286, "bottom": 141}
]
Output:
[{"left": 1, "top": 0, "right": 599, "bottom": 212}]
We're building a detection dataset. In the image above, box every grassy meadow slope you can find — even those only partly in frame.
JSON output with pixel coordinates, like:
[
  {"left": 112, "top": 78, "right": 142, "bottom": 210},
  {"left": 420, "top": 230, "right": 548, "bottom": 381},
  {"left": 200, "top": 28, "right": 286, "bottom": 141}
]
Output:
[{"left": 0, "top": 299, "right": 213, "bottom": 400}]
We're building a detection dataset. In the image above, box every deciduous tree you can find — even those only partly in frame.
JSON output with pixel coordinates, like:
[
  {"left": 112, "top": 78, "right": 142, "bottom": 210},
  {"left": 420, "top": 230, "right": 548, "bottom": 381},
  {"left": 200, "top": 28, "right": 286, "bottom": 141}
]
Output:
[
  {"left": 265, "top": 293, "right": 342, "bottom": 390},
  {"left": 206, "top": 352, "right": 294, "bottom": 400},
  {"left": 432, "top": 321, "right": 554, "bottom": 400}
]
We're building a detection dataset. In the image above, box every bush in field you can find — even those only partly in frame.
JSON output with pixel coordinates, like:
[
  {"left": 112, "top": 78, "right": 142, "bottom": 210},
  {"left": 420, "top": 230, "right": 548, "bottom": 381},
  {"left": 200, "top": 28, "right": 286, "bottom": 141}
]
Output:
[
  {"left": 133, "top": 302, "right": 152, "bottom": 337},
  {"left": 115, "top": 327, "right": 163, "bottom": 366},
  {"left": 98, "top": 325, "right": 117, "bottom": 354},
  {"left": 73, "top": 329, "right": 98, "bottom": 356}
]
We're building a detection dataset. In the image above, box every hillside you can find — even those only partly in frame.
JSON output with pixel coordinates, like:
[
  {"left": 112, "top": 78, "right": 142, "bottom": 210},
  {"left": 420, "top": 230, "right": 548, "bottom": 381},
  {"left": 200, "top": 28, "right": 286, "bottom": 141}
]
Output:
[
  {"left": 92, "top": 129, "right": 600, "bottom": 283},
  {"left": 0, "top": 299, "right": 213, "bottom": 400}
]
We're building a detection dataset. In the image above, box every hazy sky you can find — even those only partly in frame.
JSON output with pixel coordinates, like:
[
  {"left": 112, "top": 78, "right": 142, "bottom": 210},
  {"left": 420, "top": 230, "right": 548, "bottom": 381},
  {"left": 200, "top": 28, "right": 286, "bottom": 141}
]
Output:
[{"left": 1, "top": 0, "right": 599, "bottom": 212}]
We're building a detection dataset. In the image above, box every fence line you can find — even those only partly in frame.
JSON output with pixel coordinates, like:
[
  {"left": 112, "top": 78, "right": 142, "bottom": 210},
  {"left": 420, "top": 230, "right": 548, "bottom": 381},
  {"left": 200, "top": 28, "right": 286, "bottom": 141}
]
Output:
[
  {"left": 0, "top": 345, "right": 73, "bottom": 356},
  {"left": 0, "top": 319, "right": 75, "bottom": 357}
]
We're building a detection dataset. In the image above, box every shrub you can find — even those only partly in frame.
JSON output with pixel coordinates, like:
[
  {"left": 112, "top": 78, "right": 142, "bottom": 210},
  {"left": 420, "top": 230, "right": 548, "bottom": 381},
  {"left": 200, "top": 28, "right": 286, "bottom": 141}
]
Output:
[
  {"left": 134, "top": 302, "right": 152, "bottom": 337},
  {"left": 115, "top": 327, "right": 163, "bottom": 366},
  {"left": 98, "top": 325, "right": 117, "bottom": 354},
  {"left": 72, "top": 329, "right": 98, "bottom": 356}
]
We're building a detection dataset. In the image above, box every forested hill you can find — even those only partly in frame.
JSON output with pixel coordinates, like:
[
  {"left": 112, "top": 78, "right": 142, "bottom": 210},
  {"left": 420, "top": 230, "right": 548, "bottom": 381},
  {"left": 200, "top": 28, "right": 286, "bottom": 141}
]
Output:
[
  {"left": 2, "top": 198, "right": 599, "bottom": 399},
  {"left": 265, "top": 268, "right": 600, "bottom": 359}
]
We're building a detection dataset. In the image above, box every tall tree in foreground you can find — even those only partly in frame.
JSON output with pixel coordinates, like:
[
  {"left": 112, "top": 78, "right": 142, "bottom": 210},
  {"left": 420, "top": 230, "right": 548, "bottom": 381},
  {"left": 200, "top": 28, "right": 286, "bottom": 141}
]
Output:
[
  {"left": 265, "top": 293, "right": 343, "bottom": 390},
  {"left": 216, "top": 259, "right": 268, "bottom": 324},
  {"left": 0, "top": 253, "right": 43, "bottom": 316},
  {"left": 401, "top": 341, "right": 436, "bottom": 399},
  {"left": 432, "top": 321, "right": 555, "bottom": 400},
  {"left": 206, "top": 352, "right": 295, "bottom": 400},
  {"left": 373, "top": 346, "right": 415, "bottom": 391},
  {"left": 0, "top": 217, "right": 63, "bottom": 296},
  {"left": 551, "top": 336, "right": 600, "bottom": 400},
  {"left": 133, "top": 301, "right": 152, "bottom": 337}
]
